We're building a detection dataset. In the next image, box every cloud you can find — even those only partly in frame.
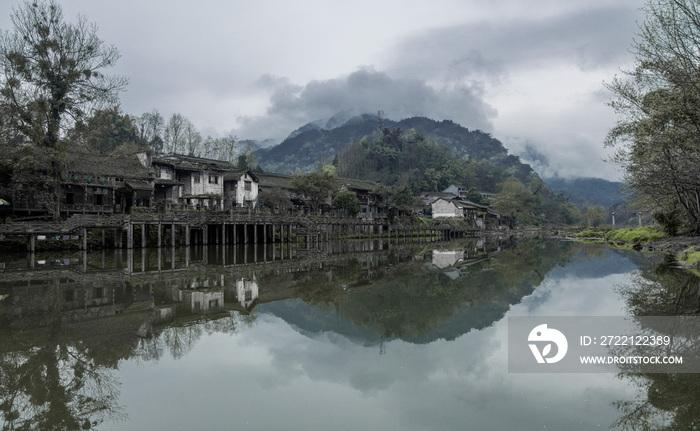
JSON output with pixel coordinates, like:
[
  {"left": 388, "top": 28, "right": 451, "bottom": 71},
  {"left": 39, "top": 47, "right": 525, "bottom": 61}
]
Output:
[
  {"left": 387, "top": 6, "right": 639, "bottom": 83},
  {"left": 236, "top": 67, "right": 496, "bottom": 142}
]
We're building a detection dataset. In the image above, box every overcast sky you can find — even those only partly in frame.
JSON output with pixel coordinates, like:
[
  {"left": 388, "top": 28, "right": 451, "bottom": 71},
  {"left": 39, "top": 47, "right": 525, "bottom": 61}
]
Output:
[{"left": 0, "top": 0, "right": 645, "bottom": 180}]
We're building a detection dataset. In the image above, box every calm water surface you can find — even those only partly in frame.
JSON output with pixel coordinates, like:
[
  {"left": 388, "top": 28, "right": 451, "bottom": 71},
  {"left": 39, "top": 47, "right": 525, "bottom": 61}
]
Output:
[{"left": 0, "top": 237, "right": 696, "bottom": 430}]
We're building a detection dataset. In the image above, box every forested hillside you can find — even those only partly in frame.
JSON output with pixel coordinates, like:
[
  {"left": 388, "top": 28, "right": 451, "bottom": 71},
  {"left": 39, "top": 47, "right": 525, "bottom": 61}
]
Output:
[{"left": 257, "top": 115, "right": 532, "bottom": 183}]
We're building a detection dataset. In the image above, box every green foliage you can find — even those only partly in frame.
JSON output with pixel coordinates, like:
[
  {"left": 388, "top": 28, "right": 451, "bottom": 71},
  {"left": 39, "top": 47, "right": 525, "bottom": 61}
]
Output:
[
  {"left": 605, "top": 226, "right": 664, "bottom": 243},
  {"left": 237, "top": 154, "right": 249, "bottom": 170},
  {"left": 73, "top": 107, "right": 143, "bottom": 153},
  {"left": 605, "top": 0, "right": 700, "bottom": 234},
  {"left": 572, "top": 230, "right": 606, "bottom": 238},
  {"left": 678, "top": 247, "right": 700, "bottom": 268},
  {"left": 0, "top": 0, "right": 127, "bottom": 150},
  {"left": 652, "top": 210, "right": 682, "bottom": 236},
  {"left": 332, "top": 189, "right": 361, "bottom": 216},
  {"left": 465, "top": 187, "right": 483, "bottom": 204},
  {"left": 258, "top": 187, "right": 292, "bottom": 212},
  {"left": 291, "top": 171, "right": 335, "bottom": 211},
  {"left": 338, "top": 127, "right": 505, "bottom": 194},
  {"left": 584, "top": 205, "right": 606, "bottom": 228},
  {"left": 491, "top": 178, "right": 541, "bottom": 225}
]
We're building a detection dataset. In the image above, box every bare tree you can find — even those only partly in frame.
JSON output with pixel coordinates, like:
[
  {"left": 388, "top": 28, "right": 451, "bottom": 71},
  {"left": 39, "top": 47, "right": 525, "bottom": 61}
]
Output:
[
  {"left": 136, "top": 109, "right": 165, "bottom": 154},
  {"left": 183, "top": 120, "right": 202, "bottom": 156},
  {"left": 164, "top": 113, "right": 187, "bottom": 154}
]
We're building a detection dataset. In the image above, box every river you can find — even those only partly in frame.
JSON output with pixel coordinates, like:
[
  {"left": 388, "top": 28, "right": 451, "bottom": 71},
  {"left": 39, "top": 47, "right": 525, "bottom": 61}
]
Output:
[{"left": 0, "top": 237, "right": 696, "bottom": 430}]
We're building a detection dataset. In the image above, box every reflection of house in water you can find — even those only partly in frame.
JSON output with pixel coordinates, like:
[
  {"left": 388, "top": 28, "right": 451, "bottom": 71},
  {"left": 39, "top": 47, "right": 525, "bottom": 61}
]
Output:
[
  {"left": 431, "top": 251, "right": 464, "bottom": 269},
  {"left": 235, "top": 278, "right": 259, "bottom": 308},
  {"left": 177, "top": 290, "right": 224, "bottom": 313}
]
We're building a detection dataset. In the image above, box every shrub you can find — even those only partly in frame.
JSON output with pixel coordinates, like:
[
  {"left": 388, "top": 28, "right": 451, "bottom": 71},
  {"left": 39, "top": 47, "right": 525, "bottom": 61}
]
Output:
[{"left": 653, "top": 210, "right": 681, "bottom": 236}]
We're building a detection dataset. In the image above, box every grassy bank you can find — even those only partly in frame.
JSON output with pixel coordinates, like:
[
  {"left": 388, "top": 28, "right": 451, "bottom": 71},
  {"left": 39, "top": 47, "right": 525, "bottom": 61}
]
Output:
[{"left": 604, "top": 226, "right": 665, "bottom": 243}]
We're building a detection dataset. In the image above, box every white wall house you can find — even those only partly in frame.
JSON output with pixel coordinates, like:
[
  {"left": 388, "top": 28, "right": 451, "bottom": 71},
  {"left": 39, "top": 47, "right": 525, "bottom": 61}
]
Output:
[
  {"left": 431, "top": 198, "right": 462, "bottom": 218},
  {"left": 149, "top": 154, "right": 238, "bottom": 210},
  {"left": 224, "top": 170, "right": 259, "bottom": 208}
]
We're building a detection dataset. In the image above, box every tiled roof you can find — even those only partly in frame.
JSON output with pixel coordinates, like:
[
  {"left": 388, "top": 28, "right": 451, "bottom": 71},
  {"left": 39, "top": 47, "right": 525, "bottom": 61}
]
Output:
[
  {"left": 153, "top": 154, "right": 235, "bottom": 171},
  {"left": 256, "top": 172, "right": 380, "bottom": 192},
  {"left": 125, "top": 180, "right": 154, "bottom": 191},
  {"left": 335, "top": 177, "right": 378, "bottom": 191},
  {"left": 65, "top": 150, "right": 151, "bottom": 180},
  {"left": 256, "top": 172, "right": 295, "bottom": 189},
  {"left": 223, "top": 169, "right": 259, "bottom": 182}
]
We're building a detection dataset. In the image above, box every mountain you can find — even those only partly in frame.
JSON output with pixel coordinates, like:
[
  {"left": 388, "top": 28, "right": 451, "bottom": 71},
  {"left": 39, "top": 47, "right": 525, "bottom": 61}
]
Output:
[
  {"left": 238, "top": 138, "right": 277, "bottom": 150},
  {"left": 544, "top": 176, "right": 628, "bottom": 210},
  {"left": 256, "top": 114, "right": 531, "bottom": 180}
]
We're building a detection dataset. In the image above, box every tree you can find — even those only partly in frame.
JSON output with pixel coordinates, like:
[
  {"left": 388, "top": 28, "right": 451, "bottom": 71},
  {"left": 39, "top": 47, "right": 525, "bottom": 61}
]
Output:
[
  {"left": 491, "top": 179, "right": 542, "bottom": 226},
  {"left": 0, "top": 0, "right": 127, "bottom": 217},
  {"left": 183, "top": 121, "right": 201, "bottom": 156},
  {"left": 73, "top": 106, "right": 142, "bottom": 154},
  {"left": 164, "top": 113, "right": 187, "bottom": 154},
  {"left": 584, "top": 205, "right": 606, "bottom": 228},
  {"left": 382, "top": 184, "right": 417, "bottom": 218},
  {"left": 0, "top": 0, "right": 127, "bottom": 149},
  {"left": 136, "top": 109, "right": 165, "bottom": 154},
  {"left": 332, "top": 189, "right": 361, "bottom": 216},
  {"left": 291, "top": 171, "right": 335, "bottom": 213},
  {"left": 202, "top": 134, "right": 236, "bottom": 162},
  {"left": 606, "top": 0, "right": 700, "bottom": 234}
]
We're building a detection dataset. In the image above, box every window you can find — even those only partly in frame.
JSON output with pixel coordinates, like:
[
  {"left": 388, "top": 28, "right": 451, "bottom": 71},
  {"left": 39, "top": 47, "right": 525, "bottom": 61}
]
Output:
[
  {"left": 244, "top": 181, "right": 252, "bottom": 191},
  {"left": 194, "top": 173, "right": 201, "bottom": 184},
  {"left": 209, "top": 175, "right": 219, "bottom": 184}
]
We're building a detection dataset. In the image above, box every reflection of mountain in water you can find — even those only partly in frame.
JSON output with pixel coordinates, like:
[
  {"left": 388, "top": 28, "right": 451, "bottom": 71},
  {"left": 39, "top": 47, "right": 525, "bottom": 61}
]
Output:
[
  {"left": 259, "top": 300, "right": 382, "bottom": 346},
  {"left": 257, "top": 238, "right": 607, "bottom": 344},
  {"left": 0, "top": 237, "right": 660, "bottom": 430}
]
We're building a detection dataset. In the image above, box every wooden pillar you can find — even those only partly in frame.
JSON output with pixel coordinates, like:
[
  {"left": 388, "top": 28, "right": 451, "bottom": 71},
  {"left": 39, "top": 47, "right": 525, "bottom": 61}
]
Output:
[
  {"left": 27, "top": 235, "right": 36, "bottom": 253},
  {"left": 185, "top": 225, "right": 190, "bottom": 246},
  {"left": 80, "top": 228, "right": 87, "bottom": 251},
  {"left": 141, "top": 224, "right": 147, "bottom": 248},
  {"left": 115, "top": 228, "right": 122, "bottom": 248},
  {"left": 221, "top": 223, "right": 226, "bottom": 245},
  {"left": 171, "top": 223, "right": 176, "bottom": 247},
  {"left": 244, "top": 223, "right": 248, "bottom": 244},
  {"left": 101, "top": 229, "right": 106, "bottom": 248},
  {"left": 254, "top": 223, "right": 258, "bottom": 244},
  {"left": 157, "top": 223, "right": 162, "bottom": 248},
  {"left": 203, "top": 225, "right": 208, "bottom": 246},
  {"left": 127, "top": 223, "right": 134, "bottom": 249}
]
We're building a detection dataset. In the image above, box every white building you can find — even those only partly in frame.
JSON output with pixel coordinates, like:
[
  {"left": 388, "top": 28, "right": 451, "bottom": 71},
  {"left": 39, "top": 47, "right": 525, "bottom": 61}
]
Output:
[
  {"left": 224, "top": 170, "right": 259, "bottom": 208},
  {"left": 148, "top": 154, "right": 259, "bottom": 210}
]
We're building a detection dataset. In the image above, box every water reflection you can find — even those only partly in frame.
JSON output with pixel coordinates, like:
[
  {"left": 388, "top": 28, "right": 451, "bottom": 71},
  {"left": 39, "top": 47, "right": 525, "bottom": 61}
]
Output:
[
  {"left": 0, "top": 238, "right": 688, "bottom": 430},
  {"left": 612, "top": 261, "right": 700, "bottom": 430}
]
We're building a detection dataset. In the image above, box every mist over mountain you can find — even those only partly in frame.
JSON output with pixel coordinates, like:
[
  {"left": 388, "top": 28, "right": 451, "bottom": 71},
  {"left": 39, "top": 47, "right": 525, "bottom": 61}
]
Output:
[
  {"left": 253, "top": 113, "right": 626, "bottom": 209},
  {"left": 544, "top": 176, "right": 627, "bottom": 210}
]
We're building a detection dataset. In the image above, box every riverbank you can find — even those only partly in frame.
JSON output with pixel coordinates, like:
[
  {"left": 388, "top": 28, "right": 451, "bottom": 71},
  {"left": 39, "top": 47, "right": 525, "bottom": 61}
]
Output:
[{"left": 542, "top": 225, "right": 700, "bottom": 270}]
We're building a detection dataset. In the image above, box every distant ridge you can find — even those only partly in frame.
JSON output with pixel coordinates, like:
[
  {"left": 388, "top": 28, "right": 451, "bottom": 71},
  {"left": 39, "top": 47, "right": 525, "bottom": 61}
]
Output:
[
  {"left": 544, "top": 176, "right": 627, "bottom": 210},
  {"left": 256, "top": 114, "right": 532, "bottom": 182}
]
